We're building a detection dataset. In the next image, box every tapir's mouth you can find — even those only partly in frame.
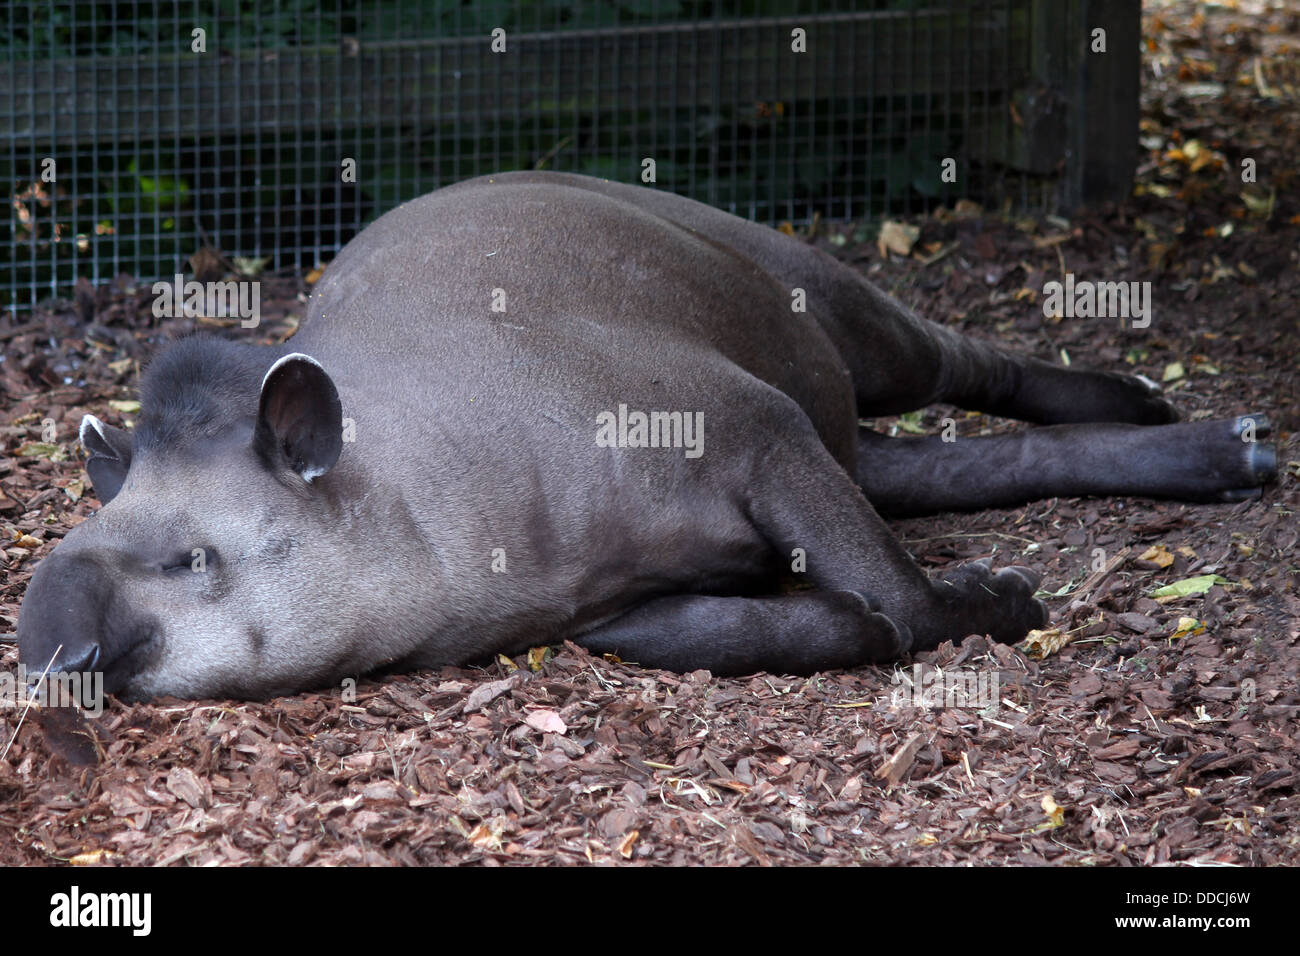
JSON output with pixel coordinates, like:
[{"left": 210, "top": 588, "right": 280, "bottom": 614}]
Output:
[{"left": 100, "top": 629, "right": 163, "bottom": 697}]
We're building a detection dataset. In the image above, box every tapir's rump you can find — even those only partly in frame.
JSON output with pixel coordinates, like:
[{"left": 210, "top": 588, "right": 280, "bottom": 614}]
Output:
[{"left": 17, "top": 172, "right": 1276, "bottom": 700}]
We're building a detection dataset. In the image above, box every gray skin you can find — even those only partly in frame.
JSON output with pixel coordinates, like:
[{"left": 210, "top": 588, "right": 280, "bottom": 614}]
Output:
[{"left": 18, "top": 172, "right": 1277, "bottom": 700}]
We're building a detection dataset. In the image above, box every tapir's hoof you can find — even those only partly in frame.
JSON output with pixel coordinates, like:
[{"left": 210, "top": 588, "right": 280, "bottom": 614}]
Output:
[
  {"left": 1219, "top": 414, "right": 1276, "bottom": 501},
  {"left": 936, "top": 560, "right": 1049, "bottom": 646}
]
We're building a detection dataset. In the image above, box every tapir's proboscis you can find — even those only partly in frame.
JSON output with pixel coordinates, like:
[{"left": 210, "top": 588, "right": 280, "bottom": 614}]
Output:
[{"left": 18, "top": 172, "right": 1278, "bottom": 700}]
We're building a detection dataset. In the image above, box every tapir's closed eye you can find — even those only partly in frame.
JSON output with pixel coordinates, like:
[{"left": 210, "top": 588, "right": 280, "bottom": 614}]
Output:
[{"left": 160, "top": 548, "right": 215, "bottom": 573}]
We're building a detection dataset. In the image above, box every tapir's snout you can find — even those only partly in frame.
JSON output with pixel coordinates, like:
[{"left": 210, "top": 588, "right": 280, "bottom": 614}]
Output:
[{"left": 17, "top": 549, "right": 157, "bottom": 697}]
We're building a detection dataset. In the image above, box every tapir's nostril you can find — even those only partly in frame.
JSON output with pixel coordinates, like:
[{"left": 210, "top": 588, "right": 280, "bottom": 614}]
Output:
[{"left": 58, "top": 643, "right": 102, "bottom": 673}]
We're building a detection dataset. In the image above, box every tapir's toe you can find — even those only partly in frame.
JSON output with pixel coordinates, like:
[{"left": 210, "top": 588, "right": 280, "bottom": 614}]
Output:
[
  {"left": 936, "top": 560, "right": 1050, "bottom": 646},
  {"left": 1002, "top": 564, "right": 1043, "bottom": 593},
  {"left": 848, "top": 590, "right": 912, "bottom": 662},
  {"left": 994, "top": 566, "right": 1050, "bottom": 634},
  {"left": 1118, "top": 371, "right": 1181, "bottom": 425}
]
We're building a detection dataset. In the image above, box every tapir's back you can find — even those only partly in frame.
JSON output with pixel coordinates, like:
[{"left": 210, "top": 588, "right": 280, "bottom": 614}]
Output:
[{"left": 295, "top": 172, "right": 856, "bottom": 462}]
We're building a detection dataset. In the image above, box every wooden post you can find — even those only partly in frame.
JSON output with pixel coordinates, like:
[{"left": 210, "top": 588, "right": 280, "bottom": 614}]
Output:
[{"left": 1063, "top": 0, "right": 1141, "bottom": 209}]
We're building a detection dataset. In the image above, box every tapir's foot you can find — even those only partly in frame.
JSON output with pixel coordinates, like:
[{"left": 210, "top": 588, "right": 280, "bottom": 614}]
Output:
[
  {"left": 1012, "top": 363, "right": 1181, "bottom": 426},
  {"left": 1154, "top": 412, "right": 1278, "bottom": 501},
  {"left": 925, "top": 558, "right": 1050, "bottom": 648},
  {"left": 1093, "top": 370, "right": 1181, "bottom": 425}
]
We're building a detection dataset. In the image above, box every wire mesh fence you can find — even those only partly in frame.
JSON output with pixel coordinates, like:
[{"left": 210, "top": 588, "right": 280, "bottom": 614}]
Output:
[{"left": 1, "top": 1, "right": 1131, "bottom": 312}]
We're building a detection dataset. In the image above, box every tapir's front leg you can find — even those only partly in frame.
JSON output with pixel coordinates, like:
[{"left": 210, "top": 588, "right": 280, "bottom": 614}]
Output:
[
  {"left": 576, "top": 590, "right": 909, "bottom": 675},
  {"left": 576, "top": 422, "right": 1049, "bottom": 673},
  {"left": 737, "top": 401, "right": 1049, "bottom": 653}
]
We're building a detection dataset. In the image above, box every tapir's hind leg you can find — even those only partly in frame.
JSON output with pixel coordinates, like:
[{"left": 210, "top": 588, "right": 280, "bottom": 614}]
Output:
[
  {"left": 813, "top": 266, "right": 1178, "bottom": 425},
  {"left": 857, "top": 414, "right": 1278, "bottom": 517}
]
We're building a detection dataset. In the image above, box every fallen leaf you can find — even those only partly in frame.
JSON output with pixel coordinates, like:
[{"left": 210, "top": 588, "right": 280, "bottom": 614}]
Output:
[
  {"left": 877, "top": 220, "right": 920, "bottom": 258},
  {"left": 1139, "top": 544, "right": 1175, "bottom": 568},
  {"left": 1021, "top": 627, "right": 1073, "bottom": 659},
  {"left": 1041, "top": 794, "right": 1065, "bottom": 828},
  {"left": 463, "top": 676, "right": 518, "bottom": 713},
  {"left": 69, "top": 849, "right": 119, "bottom": 866},
  {"left": 17, "top": 442, "right": 65, "bottom": 461},
  {"left": 1169, "top": 616, "right": 1205, "bottom": 640},
  {"left": 1150, "top": 574, "right": 1232, "bottom": 599},
  {"left": 524, "top": 708, "right": 567, "bottom": 735}
]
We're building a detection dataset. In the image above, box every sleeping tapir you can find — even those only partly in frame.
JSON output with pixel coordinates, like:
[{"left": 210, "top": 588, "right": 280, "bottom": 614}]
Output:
[{"left": 18, "top": 171, "right": 1277, "bottom": 700}]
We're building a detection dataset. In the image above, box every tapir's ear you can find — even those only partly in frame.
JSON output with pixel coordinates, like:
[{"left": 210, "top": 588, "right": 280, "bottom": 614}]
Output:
[
  {"left": 80, "top": 414, "right": 133, "bottom": 504},
  {"left": 254, "top": 353, "right": 343, "bottom": 482}
]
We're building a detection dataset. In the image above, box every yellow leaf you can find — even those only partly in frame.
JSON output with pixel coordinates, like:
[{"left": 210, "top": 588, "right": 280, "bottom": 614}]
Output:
[
  {"left": 915, "top": 832, "right": 938, "bottom": 847},
  {"left": 1042, "top": 794, "right": 1065, "bottom": 828},
  {"left": 497, "top": 654, "right": 518, "bottom": 673},
  {"left": 616, "top": 830, "right": 639, "bottom": 859},
  {"left": 1139, "top": 544, "right": 1175, "bottom": 568},
  {"left": 108, "top": 399, "right": 141, "bottom": 413},
  {"left": 877, "top": 220, "right": 920, "bottom": 258},
  {"left": 1169, "top": 617, "right": 1205, "bottom": 640},
  {"left": 69, "top": 849, "right": 119, "bottom": 866},
  {"left": 1162, "top": 362, "right": 1185, "bottom": 382},
  {"left": 1021, "top": 627, "right": 1072, "bottom": 660}
]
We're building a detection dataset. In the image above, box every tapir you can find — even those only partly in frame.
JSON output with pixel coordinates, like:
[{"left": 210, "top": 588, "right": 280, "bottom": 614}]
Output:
[{"left": 18, "top": 171, "right": 1277, "bottom": 700}]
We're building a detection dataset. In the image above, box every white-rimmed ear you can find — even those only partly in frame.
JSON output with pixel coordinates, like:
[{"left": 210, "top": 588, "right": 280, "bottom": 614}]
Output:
[
  {"left": 253, "top": 353, "right": 343, "bottom": 483},
  {"left": 79, "top": 414, "right": 134, "bottom": 504}
]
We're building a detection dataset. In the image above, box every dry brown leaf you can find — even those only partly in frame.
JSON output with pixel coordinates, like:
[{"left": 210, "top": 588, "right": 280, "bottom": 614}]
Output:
[{"left": 524, "top": 708, "right": 567, "bottom": 735}]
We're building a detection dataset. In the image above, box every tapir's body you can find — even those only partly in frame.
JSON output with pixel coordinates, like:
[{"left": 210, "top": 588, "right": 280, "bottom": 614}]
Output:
[{"left": 19, "top": 172, "right": 1276, "bottom": 699}]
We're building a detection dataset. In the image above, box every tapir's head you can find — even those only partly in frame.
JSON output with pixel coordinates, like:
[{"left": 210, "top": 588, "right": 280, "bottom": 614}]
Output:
[{"left": 17, "top": 337, "right": 395, "bottom": 701}]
